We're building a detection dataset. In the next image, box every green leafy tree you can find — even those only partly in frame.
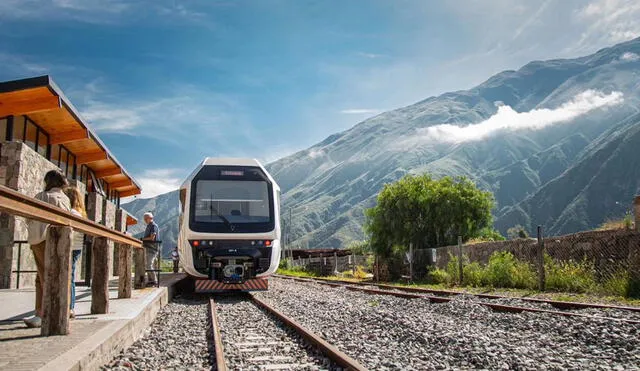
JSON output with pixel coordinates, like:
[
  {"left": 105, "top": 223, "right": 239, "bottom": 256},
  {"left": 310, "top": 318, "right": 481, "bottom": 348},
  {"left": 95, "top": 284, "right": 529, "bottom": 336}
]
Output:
[
  {"left": 365, "top": 174, "right": 495, "bottom": 256},
  {"left": 347, "top": 240, "right": 370, "bottom": 255}
]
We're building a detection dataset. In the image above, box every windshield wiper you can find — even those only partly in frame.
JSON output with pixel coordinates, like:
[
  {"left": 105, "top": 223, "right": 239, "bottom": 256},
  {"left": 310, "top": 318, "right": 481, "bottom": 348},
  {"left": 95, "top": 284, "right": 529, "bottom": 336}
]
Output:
[
  {"left": 209, "top": 193, "right": 233, "bottom": 229},
  {"left": 216, "top": 214, "right": 233, "bottom": 229}
]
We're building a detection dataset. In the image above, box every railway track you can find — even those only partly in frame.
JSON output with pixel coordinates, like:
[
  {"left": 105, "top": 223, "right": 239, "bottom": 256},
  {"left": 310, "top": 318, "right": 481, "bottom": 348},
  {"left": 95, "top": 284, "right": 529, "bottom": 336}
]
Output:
[
  {"left": 275, "top": 275, "right": 640, "bottom": 325},
  {"left": 209, "top": 294, "right": 367, "bottom": 371}
]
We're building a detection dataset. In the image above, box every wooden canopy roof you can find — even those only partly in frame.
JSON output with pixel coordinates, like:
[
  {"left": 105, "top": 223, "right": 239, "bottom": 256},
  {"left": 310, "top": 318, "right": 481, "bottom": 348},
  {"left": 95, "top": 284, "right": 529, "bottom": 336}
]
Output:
[{"left": 0, "top": 76, "right": 141, "bottom": 197}]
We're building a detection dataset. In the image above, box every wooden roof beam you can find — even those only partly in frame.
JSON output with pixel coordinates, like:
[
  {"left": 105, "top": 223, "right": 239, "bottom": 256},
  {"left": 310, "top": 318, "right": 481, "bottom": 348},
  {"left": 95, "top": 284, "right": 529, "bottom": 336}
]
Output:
[
  {"left": 119, "top": 189, "right": 141, "bottom": 198},
  {"left": 109, "top": 179, "right": 133, "bottom": 189},
  {"left": 50, "top": 129, "right": 89, "bottom": 145},
  {"left": 76, "top": 151, "right": 108, "bottom": 164},
  {"left": 0, "top": 96, "right": 60, "bottom": 117},
  {"left": 95, "top": 167, "right": 121, "bottom": 178}
]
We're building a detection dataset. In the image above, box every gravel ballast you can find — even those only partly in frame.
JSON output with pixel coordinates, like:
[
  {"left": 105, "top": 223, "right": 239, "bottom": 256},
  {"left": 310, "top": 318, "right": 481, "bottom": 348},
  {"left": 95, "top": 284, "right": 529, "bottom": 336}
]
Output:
[
  {"left": 102, "top": 296, "right": 212, "bottom": 371},
  {"left": 256, "top": 277, "right": 640, "bottom": 370},
  {"left": 215, "top": 296, "right": 333, "bottom": 370}
]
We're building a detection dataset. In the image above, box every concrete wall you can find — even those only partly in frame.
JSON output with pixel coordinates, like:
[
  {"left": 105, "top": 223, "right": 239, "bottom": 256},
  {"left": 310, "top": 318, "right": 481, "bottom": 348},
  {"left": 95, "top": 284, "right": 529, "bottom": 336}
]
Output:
[{"left": 0, "top": 141, "right": 59, "bottom": 288}]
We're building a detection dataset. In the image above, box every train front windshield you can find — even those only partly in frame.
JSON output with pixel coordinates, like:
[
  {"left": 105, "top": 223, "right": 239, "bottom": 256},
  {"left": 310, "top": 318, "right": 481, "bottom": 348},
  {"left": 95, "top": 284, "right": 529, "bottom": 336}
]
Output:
[
  {"left": 194, "top": 180, "right": 270, "bottom": 223},
  {"left": 189, "top": 166, "right": 275, "bottom": 233}
]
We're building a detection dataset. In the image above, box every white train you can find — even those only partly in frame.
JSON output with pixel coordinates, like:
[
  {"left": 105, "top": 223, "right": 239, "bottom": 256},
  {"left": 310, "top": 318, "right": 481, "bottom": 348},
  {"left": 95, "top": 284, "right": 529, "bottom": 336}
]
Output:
[{"left": 177, "top": 158, "right": 281, "bottom": 292}]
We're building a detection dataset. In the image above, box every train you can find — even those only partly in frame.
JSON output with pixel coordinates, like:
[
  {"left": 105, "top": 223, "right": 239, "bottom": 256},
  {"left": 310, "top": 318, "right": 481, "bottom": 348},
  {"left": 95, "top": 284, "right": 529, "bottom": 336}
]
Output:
[{"left": 177, "top": 158, "right": 281, "bottom": 292}]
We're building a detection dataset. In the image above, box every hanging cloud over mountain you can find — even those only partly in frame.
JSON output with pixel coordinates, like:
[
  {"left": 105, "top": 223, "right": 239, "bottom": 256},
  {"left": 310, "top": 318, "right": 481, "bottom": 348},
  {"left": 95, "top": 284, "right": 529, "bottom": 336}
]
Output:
[{"left": 400, "top": 90, "right": 623, "bottom": 146}]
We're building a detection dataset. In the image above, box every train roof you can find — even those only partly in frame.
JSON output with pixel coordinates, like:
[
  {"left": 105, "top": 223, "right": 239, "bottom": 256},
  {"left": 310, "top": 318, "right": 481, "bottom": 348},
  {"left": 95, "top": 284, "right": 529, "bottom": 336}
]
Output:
[
  {"left": 180, "top": 157, "right": 279, "bottom": 191},
  {"left": 202, "top": 158, "right": 262, "bottom": 167}
]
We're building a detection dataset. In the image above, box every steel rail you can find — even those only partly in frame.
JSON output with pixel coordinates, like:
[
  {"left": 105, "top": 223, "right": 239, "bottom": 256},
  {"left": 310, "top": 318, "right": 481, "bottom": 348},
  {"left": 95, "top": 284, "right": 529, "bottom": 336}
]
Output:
[
  {"left": 250, "top": 294, "right": 369, "bottom": 371},
  {"left": 275, "top": 274, "right": 640, "bottom": 313},
  {"left": 0, "top": 183, "right": 141, "bottom": 247},
  {"left": 208, "top": 298, "right": 228, "bottom": 371},
  {"left": 277, "top": 275, "right": 640, "bottom": 325}
]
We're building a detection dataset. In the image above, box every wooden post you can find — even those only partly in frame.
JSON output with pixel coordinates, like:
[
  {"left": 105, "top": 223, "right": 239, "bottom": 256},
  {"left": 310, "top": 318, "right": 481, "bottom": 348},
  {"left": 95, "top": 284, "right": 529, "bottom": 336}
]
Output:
[
  {"left": 117, "top": 245, "right": 132, "bottom": 298},
  {"left": 134, "top": 246, "right": 146, "bottom": 289},
  {"left": 457, "top": 236, "right": 464, "bottom": 285},
  {"left": 629, "top": 196, "right": 640, "bottom": 297},
  {"left": 634, "top": 196, "right": 640, "bottom": 232},
  {"left": 91, "top": 237, "right": 110, "bottom": 314},
  {"left": 537, "top": 226, "right": 546, "bottom": 292},
  {"left": 41, "top": 226, "right": 72, "bottom": 336},
  {"left": 409, "top": 242, "right": 413, "bottom": 282}
]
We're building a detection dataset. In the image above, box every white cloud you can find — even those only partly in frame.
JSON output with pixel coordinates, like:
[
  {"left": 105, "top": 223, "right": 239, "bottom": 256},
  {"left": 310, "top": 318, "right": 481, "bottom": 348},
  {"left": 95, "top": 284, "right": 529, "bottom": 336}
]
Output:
[
  {"left": 134, "top": 168, "right": 183, "bottom": 199},
  {"left": 308, "top": 149, "right": 324, "bottom": 158},
  {"left": 339, "top": 108, "right": 382, "bottom": 115},
  {"left": 620, "top": 52, "right": 640, "bottom": 62},
  {"left": 574, "top": 0, "right": 640, "bottom": 50},
  {"left": 398, "top": 90, "right": 623, "bottom": 146}
]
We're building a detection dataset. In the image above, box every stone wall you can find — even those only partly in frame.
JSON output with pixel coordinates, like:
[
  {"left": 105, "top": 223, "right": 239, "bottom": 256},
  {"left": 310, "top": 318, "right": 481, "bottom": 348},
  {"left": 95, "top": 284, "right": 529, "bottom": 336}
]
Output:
[{"left": 0, "top": 141, "right": 60, "bottom": 288}]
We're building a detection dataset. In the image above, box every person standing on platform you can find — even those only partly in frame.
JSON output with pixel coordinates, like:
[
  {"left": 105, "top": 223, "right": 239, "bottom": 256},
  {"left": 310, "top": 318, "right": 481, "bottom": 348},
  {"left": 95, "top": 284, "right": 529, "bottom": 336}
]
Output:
[
  {"left": 64, "top": 186, "right": 87, "bottom": 319},
  {"left": 24, "top": 170, "right": 71, "bottom": 328},
  {"left": 171, "top": 246, "right": 180, "bottom": 273},
  {"left": 142, "top": 212, "right": 160, "bottom": 286}
]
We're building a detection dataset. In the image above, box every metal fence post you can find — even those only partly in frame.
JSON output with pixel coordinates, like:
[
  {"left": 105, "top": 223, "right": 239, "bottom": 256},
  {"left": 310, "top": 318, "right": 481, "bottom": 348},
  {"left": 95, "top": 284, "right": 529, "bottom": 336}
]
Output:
[
  {"left": 457, "top": 236, "right": 463, "bottom": 285},
  {"left": 409, "top": 242, "right": 413, "bottom": 282},
  {"left": 16, "top": 242, "right": 21, "bottom": 289},
  {"left": 537, "top": 226, "right": 546, "bottom": 291}
]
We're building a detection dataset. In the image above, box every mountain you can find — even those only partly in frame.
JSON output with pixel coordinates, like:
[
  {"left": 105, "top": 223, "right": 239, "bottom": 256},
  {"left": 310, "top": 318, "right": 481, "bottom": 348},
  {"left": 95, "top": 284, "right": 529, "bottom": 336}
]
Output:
[
  {"left": 122, "top": 190, "right": 180, "bottom": 257},
  {"left": 125, "top": 37, "right": 640, "bottom": 249},
  {"left": 267, "top": 37, "right": 640, "bottom": 247}
]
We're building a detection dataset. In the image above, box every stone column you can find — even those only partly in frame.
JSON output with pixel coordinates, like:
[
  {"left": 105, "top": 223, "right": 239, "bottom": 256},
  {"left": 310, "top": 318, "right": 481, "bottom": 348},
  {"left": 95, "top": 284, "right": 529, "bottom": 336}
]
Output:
[
  {"left": 114, "top": 209, "right": 128, "bottom": 276},
  {"left": 86, "top": 192, "right": 104, "bottom": 286},
  {"left": 102, "top": 198, "right": 117, "bottom": 277}
]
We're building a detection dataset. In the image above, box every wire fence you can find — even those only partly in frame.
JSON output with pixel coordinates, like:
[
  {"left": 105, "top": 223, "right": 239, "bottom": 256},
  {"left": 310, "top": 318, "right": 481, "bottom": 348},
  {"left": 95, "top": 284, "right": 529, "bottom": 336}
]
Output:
[
  {"left": 409, "top": 227, "right": 640, "bottom": 296},
  {"left": 286, "top": 254, "right": 370, "bottom": 276}
]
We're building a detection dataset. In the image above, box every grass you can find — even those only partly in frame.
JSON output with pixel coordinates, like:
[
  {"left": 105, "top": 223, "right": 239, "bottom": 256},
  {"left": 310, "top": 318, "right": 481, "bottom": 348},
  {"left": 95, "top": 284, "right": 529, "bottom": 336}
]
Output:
[
  {"left": 544, "top": 256, "right": 596, "bottom": 293},
  {"left": 597, "top": 212, "right": 634, "bottom": 231},
  {"left": 276, "top": 267, "right": 318, "bottom": 278}
]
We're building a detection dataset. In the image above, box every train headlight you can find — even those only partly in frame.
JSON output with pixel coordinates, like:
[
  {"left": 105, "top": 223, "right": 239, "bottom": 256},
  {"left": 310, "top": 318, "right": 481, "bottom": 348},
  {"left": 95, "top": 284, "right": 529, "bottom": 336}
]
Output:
[
  {"left": 193, "top": 240, "right": 200, "bottom": 247},
  {"left": 265, "top": 240, "right": 272, "bottom": 247}
]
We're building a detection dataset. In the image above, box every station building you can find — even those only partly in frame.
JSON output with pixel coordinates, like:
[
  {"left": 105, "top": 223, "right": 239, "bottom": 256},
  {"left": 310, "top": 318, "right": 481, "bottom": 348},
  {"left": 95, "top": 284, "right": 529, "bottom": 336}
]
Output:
[{"left": 0, "top": 75, "right": 141, "bottom": 289}]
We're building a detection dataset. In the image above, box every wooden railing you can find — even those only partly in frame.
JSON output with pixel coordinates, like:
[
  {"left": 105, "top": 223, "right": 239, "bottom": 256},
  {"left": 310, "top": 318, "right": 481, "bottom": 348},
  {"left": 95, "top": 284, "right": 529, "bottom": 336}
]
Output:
[{"left": 0, "top": 183, "right": 143, "bottom": 336}]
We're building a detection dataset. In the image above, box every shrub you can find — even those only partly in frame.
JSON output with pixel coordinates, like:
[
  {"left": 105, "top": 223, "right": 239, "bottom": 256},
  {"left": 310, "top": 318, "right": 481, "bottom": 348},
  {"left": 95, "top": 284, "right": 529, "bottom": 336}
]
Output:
[
  {"left": 462, "top": 262, "right": 485, "bottom": 287},
  {"left": 545, "top": 255, "right": 596, "bottom": 293},
  {"left": 278, "top": 259, "right": 290, "bottom": 270},
  {"left": 507, "top": 225, "right": 529, "bottom": 239},
  {"left": 428, "top": 268, "right": 451, "bottom": 285},
  {"left": 483, "top": 251, "right": 536, "bottom": 289},
  {"left": 353, "top": 266, "right": 368, "bottom": 280},
  {"left": 446, "top": 254, "right": 461, "bottom": 283}
]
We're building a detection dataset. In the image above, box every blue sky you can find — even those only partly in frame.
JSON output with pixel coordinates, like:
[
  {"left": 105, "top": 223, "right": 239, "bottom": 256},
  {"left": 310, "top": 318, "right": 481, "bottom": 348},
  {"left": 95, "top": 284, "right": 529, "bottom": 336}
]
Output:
[{"left": 1, "top": 0, "right": 639, "bottom": 199}]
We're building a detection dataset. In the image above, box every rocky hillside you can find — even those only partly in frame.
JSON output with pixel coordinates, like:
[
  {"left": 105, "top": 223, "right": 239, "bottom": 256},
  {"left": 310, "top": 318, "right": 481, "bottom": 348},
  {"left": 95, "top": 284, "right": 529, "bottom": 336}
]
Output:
[
  {"left": 124, "top": 37, "right": 640, "bottom": 249},
  {"left": 267, "top": 37, "right": 640, "bottom": 248}
]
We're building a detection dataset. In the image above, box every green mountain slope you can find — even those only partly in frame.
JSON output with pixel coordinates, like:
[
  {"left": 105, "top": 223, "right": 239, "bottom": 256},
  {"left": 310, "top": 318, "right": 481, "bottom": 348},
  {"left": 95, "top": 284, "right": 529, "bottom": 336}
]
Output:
[{"left": 125, "top": 37, "right": 640, "bottom": 249}]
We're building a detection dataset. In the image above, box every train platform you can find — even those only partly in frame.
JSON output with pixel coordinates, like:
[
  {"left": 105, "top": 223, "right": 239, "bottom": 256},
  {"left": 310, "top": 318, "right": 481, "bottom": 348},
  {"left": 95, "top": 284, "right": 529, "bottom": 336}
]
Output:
[{"left": 0, "top": 273, "right": 187, "bottom": 371}]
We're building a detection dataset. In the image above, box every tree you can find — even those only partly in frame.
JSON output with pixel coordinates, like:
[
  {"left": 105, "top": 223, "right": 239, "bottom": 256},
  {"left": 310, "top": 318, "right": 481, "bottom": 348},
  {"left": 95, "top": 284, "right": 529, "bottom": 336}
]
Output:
[
  {"left": 507, "top": 225, "right": 529, "bottom": 239},
  {"left": 365, "top": 174, "right": 495, "bottom": 257},
  {"left": 347, "top": 240, "right": 370, "bottom": 255}
]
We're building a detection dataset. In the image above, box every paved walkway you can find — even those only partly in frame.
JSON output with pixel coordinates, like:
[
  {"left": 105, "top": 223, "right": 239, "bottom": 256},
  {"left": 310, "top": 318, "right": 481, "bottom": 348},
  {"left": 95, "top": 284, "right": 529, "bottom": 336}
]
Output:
[{"left": 0, "top": 274, "right": 186, "bottom": 371}]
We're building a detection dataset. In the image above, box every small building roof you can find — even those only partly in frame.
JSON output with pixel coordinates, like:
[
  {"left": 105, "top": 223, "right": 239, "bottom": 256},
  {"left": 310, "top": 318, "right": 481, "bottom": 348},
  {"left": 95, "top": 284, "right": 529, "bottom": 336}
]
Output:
[{"left": 0, "top": 75, "right": 141, "bottom": 197}]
